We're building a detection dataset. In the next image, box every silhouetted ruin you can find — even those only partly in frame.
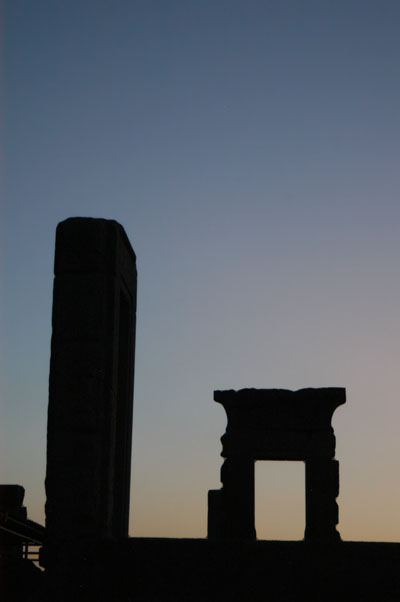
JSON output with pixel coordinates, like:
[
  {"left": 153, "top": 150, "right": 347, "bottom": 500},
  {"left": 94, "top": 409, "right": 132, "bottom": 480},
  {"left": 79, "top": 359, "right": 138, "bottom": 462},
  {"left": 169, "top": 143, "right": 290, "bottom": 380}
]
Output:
[
  {"left": 43, "top": 218, "right": 137, "bottom": 600},
  {"left": 2, "top": 217, "right": 400, "bottom": 602},
  {"left": 45, "top": 218, "right": 136, "bottom": 545},
  {"left": 208, "top": 387, "right": 345, "bottom": 541}
]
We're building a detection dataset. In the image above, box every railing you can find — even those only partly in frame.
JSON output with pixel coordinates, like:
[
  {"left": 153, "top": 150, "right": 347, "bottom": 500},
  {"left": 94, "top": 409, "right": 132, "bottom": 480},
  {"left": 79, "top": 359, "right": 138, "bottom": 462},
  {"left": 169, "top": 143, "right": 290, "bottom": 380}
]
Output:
[{"left": 0, "top": 511, "right": 45, "bottom": 564}]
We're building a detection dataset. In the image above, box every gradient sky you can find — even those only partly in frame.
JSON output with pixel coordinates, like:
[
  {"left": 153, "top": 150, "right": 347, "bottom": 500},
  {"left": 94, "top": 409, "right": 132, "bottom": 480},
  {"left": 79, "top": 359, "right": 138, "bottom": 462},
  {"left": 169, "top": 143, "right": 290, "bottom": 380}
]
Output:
[{"left": 1, "top": 0, "right": 400, "bottom": 541}]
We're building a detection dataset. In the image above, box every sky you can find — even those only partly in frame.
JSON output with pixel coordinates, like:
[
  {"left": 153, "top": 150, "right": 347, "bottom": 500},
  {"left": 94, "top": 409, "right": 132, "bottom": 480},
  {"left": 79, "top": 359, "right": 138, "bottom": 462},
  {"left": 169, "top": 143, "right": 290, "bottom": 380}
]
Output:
[{"left": 1, "top": 0, "right": 400, "bottom": 542}]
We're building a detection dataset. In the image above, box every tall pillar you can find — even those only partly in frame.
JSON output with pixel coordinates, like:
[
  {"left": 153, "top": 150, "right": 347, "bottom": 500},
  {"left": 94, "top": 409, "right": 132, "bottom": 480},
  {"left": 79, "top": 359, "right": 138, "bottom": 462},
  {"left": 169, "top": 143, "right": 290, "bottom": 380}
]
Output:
[
  {"left": 45, "top": 218, "right": 137, "bottom": 560},
  {"left": 305, "top": 459, "right": 340, "bottom": 541}
]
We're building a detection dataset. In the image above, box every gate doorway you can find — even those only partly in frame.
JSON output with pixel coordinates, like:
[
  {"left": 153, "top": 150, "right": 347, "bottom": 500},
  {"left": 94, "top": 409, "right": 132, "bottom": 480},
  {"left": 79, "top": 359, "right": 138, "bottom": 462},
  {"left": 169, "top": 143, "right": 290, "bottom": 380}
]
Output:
[{"left": 255, "top": 461, "right": 305, "bottom": 540}]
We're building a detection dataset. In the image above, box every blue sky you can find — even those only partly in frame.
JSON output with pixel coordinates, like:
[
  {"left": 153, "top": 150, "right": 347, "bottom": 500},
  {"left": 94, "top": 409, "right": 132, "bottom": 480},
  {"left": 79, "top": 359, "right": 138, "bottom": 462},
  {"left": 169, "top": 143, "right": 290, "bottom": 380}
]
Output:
[{"left": 2, "top": 0, "right": 400, "bottom": 540}]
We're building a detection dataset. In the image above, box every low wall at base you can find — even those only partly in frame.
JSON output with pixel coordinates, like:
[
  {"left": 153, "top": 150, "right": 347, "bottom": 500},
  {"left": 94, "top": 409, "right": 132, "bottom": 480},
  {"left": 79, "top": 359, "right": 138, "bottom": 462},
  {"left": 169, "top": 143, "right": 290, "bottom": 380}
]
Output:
[{"left": 40, "top": 538, "right": 400, "bottom": 602}]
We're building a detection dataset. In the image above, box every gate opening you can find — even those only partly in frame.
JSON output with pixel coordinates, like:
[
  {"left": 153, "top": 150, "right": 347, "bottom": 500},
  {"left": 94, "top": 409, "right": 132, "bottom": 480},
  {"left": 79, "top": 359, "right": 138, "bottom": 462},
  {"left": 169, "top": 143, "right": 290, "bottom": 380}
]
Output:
[{"left": 255, "top": 461, "right": 305, "bottom": 541}]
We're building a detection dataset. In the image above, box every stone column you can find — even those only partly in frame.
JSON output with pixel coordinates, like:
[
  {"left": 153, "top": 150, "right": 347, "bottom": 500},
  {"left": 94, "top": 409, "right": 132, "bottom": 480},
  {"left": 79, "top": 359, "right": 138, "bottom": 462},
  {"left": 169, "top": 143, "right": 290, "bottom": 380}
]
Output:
[
  {"left": 208, "top": 458, "right": 256, "bottom": 540},
  {"left": 45, "top": 218, "right": 137, "bottom": 559},
  {"left": 304, "top": 459, "right": 340, "bottom": 541}
]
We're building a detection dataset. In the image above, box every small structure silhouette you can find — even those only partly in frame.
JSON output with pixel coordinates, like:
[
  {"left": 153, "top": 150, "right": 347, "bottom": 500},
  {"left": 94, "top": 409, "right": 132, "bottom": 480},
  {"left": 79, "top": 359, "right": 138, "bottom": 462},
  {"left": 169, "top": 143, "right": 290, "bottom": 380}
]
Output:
[
  {"left": 208, "top": 387, "right": 345, "bottom": 541},
  {"left": 0, "top": 486, "right": 44, "bottom": 601}
]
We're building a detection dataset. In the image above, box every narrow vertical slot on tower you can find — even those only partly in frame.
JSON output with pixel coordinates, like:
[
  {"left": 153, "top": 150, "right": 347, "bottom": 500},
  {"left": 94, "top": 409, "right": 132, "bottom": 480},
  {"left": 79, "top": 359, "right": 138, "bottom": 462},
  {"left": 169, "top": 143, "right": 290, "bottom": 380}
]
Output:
[{"left": 112, "top": 289, "right": 134, "bottom": 537}]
